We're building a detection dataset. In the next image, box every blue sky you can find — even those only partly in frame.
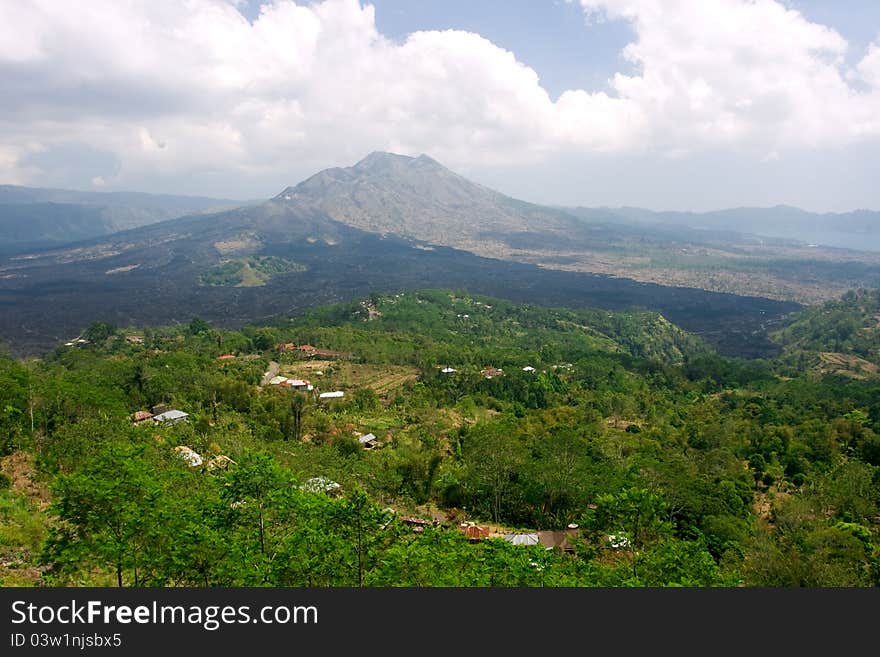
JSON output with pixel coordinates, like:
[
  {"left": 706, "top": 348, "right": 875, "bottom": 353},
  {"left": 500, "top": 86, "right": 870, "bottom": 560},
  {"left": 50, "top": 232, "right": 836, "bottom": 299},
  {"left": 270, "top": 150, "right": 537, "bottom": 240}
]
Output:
[
  {"left": 2, "top": 0, "right": 880, "bottom": 212},
  {"left": 370, "top": 0, "right": 637, "bottom": 99}
]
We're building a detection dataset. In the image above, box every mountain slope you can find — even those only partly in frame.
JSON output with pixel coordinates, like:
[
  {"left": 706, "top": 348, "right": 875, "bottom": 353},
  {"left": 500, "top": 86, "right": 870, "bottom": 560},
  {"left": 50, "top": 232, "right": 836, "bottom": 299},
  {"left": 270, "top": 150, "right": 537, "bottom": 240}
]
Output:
[
  {"left": 567, "top": 204, "right": 880, "bottom": 252},
  {"left": 273, "top": 153, "right": 880, "bottom": 304},
  {"left": 0, "top": 192, "right": 797, "bottom": 357},
  {"left": 0, "top": 185, "right": 248, "bottom": 254},
  {"left": 275, "top": 151, "right": 583, "bottom": 254},
  {"left": 771, "top": 289, "right": 880, "bottom": 376}
]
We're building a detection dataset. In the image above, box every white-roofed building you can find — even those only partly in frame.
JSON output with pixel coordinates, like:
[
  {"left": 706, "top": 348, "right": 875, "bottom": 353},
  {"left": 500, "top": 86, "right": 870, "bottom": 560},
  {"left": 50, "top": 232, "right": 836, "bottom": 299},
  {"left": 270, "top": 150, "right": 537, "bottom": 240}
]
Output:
[
  {"left": 153, "top": 409, "right": 189, "bottom": 425},
  {"left": 502, "top": 533, "right": 540, "bottom": 546}
]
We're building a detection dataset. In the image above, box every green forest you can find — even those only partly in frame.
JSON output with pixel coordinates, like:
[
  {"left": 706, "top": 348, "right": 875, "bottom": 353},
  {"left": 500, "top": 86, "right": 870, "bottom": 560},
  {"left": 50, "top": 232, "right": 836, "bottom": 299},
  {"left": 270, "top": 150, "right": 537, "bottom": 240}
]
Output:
[
  {"left": 199, "top": 256, "right": 306, "bottom": 287},
  {"left": 1, "top": 289, "right": 879, "bottom": 587}
]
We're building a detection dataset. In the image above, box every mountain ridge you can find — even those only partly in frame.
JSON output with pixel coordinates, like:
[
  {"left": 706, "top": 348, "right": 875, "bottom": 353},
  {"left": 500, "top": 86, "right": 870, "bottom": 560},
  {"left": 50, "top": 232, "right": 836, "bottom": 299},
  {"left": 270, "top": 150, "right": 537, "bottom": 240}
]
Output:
[{"left": 0, "top": 185, "right": 250, "bottom": 254}]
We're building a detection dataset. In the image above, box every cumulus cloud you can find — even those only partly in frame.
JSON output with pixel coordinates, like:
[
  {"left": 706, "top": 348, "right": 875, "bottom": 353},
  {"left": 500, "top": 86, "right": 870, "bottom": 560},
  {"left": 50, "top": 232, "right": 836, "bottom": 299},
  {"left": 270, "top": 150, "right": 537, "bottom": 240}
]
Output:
[
  {"left": 0, "top": 0, "right": 877, "bottom": 196},
  {"left": 576, "top": 0, "right": 880, "bottom": 150}
]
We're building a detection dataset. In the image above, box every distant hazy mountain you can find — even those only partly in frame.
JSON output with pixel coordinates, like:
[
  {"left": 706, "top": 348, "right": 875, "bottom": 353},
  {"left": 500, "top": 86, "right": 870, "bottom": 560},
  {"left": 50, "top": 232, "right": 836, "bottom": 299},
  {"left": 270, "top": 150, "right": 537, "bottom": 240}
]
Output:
[
  {"left": 0, "top": 185, "right": 249, "bottom": 254},
  {"left": 565, "top": 205, "right": 880, "bottom": 252}
]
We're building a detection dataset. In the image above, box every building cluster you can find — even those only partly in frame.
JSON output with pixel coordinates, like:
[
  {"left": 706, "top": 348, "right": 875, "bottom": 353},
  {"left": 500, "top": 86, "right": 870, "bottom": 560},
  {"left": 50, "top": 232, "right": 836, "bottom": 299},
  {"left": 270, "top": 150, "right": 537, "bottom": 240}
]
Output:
[
  {"left": 276, "top": 343, "right": 352, "bottom": 359},
  {"left": 441, "top": 364, "right": 540, "bottom": 378},
  {"left": 130, "top": 404, "right": 190, "bottom": 426}
]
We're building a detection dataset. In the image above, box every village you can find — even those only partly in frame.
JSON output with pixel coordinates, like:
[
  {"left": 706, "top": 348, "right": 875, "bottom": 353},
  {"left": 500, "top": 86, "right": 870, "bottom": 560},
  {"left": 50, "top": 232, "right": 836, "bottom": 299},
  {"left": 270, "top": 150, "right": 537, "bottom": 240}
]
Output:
[{"left": 121, "top": 336, "right": 610, "bottom": 555}]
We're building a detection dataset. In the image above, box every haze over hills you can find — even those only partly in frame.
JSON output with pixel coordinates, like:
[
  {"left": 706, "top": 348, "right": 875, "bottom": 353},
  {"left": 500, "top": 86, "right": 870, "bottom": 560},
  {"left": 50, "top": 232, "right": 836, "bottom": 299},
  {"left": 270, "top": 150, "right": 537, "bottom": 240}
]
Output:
[
  {"left": 0, "top": 185, "right": 249, "bottom": 254},
  {"left": 566, "top": 205, "right": 880, "bottom": 253}
]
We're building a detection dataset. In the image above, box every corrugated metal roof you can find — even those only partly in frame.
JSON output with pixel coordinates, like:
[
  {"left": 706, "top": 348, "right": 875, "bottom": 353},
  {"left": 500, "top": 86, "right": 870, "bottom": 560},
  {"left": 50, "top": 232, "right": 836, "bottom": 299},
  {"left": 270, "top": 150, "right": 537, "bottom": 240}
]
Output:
[
  {"left": 502, "top": 533, "right": 540, "bottom": 546},
  {"left": 153, "top": 410, "right": 189, "bottom": 422}
]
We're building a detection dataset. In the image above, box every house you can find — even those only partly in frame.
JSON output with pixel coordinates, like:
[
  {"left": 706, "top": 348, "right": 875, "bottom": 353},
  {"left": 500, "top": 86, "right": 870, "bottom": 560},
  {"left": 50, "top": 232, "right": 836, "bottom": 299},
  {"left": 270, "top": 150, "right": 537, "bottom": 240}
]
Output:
[
  {"left": 173, "top": 445, "right": 203, "bottom": 467},
  {"left": 460, "top": 523, "right": 490, "bottom": 541},
  {"left": 481, "top": 366, "right": 503, "bottom": 379},
  {"left": 400, "top": 516, "right": 436, "bottom": 533},
  {"left": 400, "top": 516, "right": 435, "bottom": 527},
  {"left": 125, "top": 335, "right": 144, "bottom": 344},
  {"left": 268, "top": 375, "right": 288, "bottom": 386},
  {"left": 299, "top": 477, "right": 343, "bottom": 496},
  {"left": 502, "top": 533, "right": 540, "bottom": 546},
  {"left": 319, "top": 391, "right": 345, "bottom": 399},
  {"left": 130, "top": 410, "right": 153, "bottom": 424},
  {"left": 153, "top": 409, "right": 189, "bottom": 425},
  {"left": 297, "top": 344, "right": 317, "bottom": 356},
  {"left": 277, "top": 343, "right": 297, "bottom": 353},
  {"left": 358, "top": 433, "right": 379, "bottom": 449},
  {"left": 217, "top": 354, "right": 236, "bottom": 361},
  {"left": 281, "top": 378, "right": 313, "bottom": 391},
  {"left": 440, "top": 367, "right": 456, "bottom": 374},
  {"left": 522, "top": 366, "right": 536, "bottom": 373},
  {"left": 537, "top": 525, "right": 580, "bottom": 553}
]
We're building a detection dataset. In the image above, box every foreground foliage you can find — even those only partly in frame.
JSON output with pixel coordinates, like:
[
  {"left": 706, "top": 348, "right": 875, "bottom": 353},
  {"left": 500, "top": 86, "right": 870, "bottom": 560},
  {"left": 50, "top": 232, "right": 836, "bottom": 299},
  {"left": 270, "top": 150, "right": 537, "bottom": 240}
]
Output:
[{"left": 1, "top": 289, "right": 878, "bottom": 587}]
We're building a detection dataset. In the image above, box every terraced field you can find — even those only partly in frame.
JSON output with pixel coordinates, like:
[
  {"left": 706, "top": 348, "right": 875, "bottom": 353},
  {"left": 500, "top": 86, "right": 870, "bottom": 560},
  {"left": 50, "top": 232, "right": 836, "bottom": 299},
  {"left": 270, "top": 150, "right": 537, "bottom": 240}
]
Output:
[{"left": 278, "top": 361, "right": 419, "bottom": 398}]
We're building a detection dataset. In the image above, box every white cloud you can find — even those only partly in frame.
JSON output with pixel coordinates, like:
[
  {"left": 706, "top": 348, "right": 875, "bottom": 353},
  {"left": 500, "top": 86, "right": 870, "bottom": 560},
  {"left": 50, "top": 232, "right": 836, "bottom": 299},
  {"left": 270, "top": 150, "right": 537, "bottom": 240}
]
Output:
[
  {"left": 577, "top": 0, "right": 880, "bottom": 150},
  {"left": 0, "top": 0, "right": 878, "bottom": 196},
  {"left": 858, "top": 41, "right": 880, "bottom": 87}
]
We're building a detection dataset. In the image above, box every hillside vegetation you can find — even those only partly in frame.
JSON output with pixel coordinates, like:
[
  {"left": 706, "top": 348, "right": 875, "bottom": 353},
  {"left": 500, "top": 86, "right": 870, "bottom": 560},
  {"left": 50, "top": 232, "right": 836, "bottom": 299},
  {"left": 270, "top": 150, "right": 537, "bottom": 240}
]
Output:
[
  {"left": 199, "top": 256, "right": 307, "bottom": 287},
  {"left": 773, "top": 289, "right": 880, "bottom": 364},
  {"left": 1, "top": 290, "right": 878, "bottom": 587}
]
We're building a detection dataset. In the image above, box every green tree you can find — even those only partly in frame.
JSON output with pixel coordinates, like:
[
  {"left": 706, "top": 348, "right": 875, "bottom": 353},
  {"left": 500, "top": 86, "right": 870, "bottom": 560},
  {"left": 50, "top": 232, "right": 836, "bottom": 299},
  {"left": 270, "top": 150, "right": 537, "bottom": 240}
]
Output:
[
  {"left": 44, "top": 441, "right": 163, "bottom": 586},
  {"left": 83, "top": 321, "right": 117, "bottom": 345},
  {"left": 585, "top": 487, "right": 672, "bottom": 580}
]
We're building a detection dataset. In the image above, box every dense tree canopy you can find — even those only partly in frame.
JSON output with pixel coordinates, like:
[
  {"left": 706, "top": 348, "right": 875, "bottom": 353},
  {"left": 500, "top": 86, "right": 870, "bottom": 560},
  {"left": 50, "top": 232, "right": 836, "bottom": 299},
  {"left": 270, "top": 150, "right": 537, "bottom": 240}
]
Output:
[{"left": 1, "top": 289, "right": 878, "bottom": 587}]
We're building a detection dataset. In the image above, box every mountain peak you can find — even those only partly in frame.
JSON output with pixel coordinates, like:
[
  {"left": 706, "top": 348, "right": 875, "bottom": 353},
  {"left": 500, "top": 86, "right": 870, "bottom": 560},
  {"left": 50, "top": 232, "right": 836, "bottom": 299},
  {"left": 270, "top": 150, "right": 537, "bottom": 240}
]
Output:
[
  {"left": 276, "top": 151, "right": 451, "bottom": 199},
  {"left": 353, "top": 151, "right": 445, "bottom": 172},
  {"left": 356, "top": 151, "right": 413, "bottom": 166}
]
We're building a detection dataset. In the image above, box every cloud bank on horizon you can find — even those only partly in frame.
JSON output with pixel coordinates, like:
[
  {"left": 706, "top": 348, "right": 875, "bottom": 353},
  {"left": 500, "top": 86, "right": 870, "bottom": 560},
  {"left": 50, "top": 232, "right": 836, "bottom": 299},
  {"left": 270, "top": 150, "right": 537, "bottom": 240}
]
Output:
[{"left": 1, "top": 0, "right": 878, "bottom": 210}]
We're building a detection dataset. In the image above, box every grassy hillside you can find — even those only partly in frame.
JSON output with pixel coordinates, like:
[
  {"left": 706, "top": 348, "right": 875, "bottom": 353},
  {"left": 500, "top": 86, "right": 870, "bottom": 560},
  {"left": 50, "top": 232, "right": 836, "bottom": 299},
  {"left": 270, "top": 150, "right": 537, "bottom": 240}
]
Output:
[
  {"left": 772, "top": 289, "right": 880, "bottom": 376},
  {"left": 199, "top": 256, "right": 307, "bottom": 287},
  {"left": 286, "top": 290, "right": 710, "bottom": 367}
]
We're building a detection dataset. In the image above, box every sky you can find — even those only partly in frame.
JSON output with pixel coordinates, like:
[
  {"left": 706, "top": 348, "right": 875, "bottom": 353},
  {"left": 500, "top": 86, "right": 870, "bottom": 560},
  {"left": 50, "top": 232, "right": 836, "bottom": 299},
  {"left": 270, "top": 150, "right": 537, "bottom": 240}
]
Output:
[{"left": 1, "top": 0, "right": 879, "bottom": 212}]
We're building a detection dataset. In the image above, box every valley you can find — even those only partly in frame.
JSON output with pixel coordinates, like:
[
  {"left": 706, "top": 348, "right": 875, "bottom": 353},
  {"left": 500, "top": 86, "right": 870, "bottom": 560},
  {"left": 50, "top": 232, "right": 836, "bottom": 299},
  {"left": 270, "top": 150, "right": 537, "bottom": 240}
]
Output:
[{"left": 0, "top": 152, "right": 837, "bottom": 359}]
